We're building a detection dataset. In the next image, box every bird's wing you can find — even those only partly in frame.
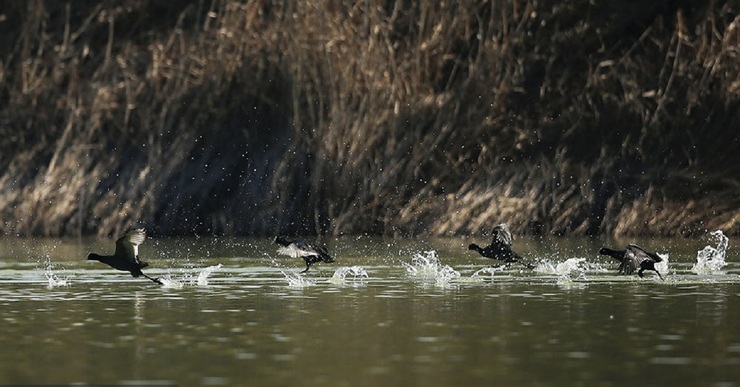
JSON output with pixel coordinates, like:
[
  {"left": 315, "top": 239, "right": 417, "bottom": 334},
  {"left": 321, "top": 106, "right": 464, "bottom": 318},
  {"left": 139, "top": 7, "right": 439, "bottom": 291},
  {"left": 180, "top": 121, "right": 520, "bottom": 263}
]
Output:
[
  {"left": 277, "top": 245, "right": 303, "bottom": 258},
  {"left": 618, "top": 256, "right": 637, "bottom": 274},
  {"left": 293, "top": 240, "right": 321, "bottom": 255},
  {"left": 313, "top": 244, "right": 330, "bottom": 256},
  {"left": 114, "top": 229, "right": 146, "bottom": 264},
  {"left": 291, "top": 239, "right": 309, "bottom": 249},
  {"left": 274, "top": 239, "right": 332, "bottom": 261},
  {"left": 313, "top": 244, "right": 334, "bottom": 262},
  {"left": 622, "top": 245, "right": 658, "bottom": 274},
  {"left": 491, "top": 224, "right": 513, "bottom": 247},
  {"left": 277, "top": 240, "right": 316, "bottom": 258},
  {"left": 626, "top": 244, "right": 662, "bottom": 263}
]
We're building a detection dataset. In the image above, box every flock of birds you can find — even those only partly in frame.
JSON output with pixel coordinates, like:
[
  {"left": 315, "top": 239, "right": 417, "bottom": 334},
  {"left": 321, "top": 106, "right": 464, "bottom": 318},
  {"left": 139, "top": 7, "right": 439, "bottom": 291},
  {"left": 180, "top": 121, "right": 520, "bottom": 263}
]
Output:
[
  {"left": 467, "top": 224, "right": 663, "bottom": 279},
  {"left": 87, "top": 224, "right": 664, "bottom": 285}
]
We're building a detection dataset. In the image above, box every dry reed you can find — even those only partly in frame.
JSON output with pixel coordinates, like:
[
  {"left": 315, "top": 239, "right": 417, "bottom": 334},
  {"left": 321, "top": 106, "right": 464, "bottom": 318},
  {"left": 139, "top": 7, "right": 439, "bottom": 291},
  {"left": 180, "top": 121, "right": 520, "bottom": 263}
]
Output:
[{"left": 0, "top": 0, "right": 737, "bottom": 237}]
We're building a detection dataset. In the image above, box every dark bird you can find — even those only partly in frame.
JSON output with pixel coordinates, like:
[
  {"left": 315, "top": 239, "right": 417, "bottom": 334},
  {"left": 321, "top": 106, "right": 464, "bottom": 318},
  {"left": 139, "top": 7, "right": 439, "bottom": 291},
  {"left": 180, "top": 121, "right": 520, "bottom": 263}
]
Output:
[
  {"left": 87, "top": 229, "right": 162, "bottom": 284},
  {"left": 599, "top": 244, "right": 664, "bottom": 280},
  {"left": 274, "top": 236, "right": 335, "bottom": 273},
  {"left": 468, "top": 223, "right": 534, "bottom": 269}
]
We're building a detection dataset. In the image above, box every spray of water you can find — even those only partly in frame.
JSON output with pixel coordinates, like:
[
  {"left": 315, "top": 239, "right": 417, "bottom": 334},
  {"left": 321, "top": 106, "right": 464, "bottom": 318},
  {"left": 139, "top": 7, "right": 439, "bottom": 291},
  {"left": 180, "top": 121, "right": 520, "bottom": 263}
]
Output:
[
  {"left": 534, "top": 258, "right": 600, "bottom": 286},
  {"left": 43, "top": 256, "right": 70, "bottom": 288},
  {"left": 158, "top": 275, "right": 185, "bottom": 289},
  {"left": 196, "top": 264, "right": 223, "bottom": 286},
  {"left": 329, "top": 266, "right": 369, "bottom": 284},
  {"left": 692, "top": 230, "right": 729, "bottom": 275},
  {"left": 471, "top": 265, "right": 506, "bottom": 278},
  {"left": 654, "top": 253, "right": 670, "bottom": 278},
  {"left": 535, "top": 258, "right": 589, "bottom": 277},
  {"left": 44, "top": 265, "right": 70, "bottom": 288},
  {"left": 280, "top": 270, "right": 315, "bottom": 288},
  {"left": 402, "top": 251, "right": 461, "bottom": 287},
  {"left": 265, "top": 252, "right": 317, "bottom": 288},
  {"left": 435, "top": 264, "right": 461, "bottom": 287},
  {"left": 402, "top": 250, "right": 442, "bottom": 277},
  {"left": 158, "top": 263, "right": 224, "bottom": 288}
]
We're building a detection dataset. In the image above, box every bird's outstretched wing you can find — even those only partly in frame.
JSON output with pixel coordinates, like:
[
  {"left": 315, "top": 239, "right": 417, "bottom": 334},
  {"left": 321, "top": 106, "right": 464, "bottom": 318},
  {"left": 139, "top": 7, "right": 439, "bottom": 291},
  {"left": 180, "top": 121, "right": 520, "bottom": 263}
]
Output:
[
  {"left": 618, "top": 256, "right": 638, "bottom": 275},
  {"left": 626, "top": 244, "right": 662, "bottom": 263},
  {"left": 313, "top": 244, "right": 334, "bottom": 262},
  {"left": 114, "top": 229, "right": 146, "bottom": 264},
  {"left": 312, "top": 244, "right": 329, "bottom": 256},
  {"left": 276, "top": 239, "right": 307, "bottom": 258},
  {"left": 292, "top": 240, "right": 314, "bottom": 253},
  {"left": 490, "top": 224, "right": 513, "bottom": 247}
]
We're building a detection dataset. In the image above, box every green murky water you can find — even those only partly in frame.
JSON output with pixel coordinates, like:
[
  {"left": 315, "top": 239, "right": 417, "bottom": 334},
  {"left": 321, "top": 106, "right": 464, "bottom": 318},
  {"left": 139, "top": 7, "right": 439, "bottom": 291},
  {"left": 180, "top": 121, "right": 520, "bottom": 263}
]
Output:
[{"left": 0, "top": 234, "right": 738, "bottom": 386}]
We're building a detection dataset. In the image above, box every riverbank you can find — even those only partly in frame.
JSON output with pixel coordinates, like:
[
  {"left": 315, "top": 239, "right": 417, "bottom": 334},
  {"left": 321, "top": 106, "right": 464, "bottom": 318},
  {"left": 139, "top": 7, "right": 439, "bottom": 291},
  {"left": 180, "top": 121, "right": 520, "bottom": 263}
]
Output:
[{"left": 0, "top": 1, "right": 738, "bottom": 237}]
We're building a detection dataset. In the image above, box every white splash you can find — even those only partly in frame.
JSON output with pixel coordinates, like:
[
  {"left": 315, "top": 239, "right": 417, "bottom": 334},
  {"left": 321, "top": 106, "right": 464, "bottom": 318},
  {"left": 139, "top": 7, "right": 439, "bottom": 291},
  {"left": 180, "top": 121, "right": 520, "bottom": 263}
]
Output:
[
  {"left": 158, "top": 275, "right": 185, "bottom": 289},
  {"left": 196, "top": 264, "right": 223, "bottom": 286},
  {"left": 692, "top": 230, "right": 729, "bottom": 275},
  {"left": 471, "top": 265, "right": 506, "bottom": 279},
  {"left": 435, "top": 264, "right": 461, "bottom": 287},
  {"left": 329, "top": 266, "right": 369, "bottom": 284},
  {"left": 535, "top": 257, "right": 588, "bottom": 278},
  {"left": 402, "top": 250, "right": 443, "bottom": 277},
  {"left": 402, "top": 251, "right": 461, "bottom": 287},
  {"left": 280, "top": 270, "right": 315, "bottom": 288},
  {"left": 654, "top": 253, "right": 670, "bottom": 278},
  {"left": 44, "top": 264, "right": 70, "bottom": 288}
]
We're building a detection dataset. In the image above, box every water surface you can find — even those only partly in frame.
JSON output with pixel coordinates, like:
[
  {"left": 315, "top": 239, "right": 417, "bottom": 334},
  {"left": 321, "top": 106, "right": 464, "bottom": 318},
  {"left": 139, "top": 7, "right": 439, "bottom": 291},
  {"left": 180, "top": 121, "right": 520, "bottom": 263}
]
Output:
[{"left": 0, "top": 234, "right": 738, "bottom": 386}]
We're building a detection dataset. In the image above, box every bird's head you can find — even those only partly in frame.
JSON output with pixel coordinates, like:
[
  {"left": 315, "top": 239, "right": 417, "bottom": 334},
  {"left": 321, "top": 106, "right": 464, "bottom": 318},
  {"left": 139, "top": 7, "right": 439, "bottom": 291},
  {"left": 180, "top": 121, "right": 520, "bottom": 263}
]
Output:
[
  {"left": 87, "top": 253, "right": 101, "bottom": 261},
  {"left": 468, "top": 243, "right": 478, "bottom": 250}
]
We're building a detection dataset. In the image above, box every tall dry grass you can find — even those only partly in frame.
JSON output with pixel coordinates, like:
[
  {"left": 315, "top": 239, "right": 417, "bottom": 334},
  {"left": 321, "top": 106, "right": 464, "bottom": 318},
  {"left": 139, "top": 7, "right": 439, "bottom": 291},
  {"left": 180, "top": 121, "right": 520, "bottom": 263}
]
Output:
[{"left": 0, "top": 0, "right": 738, "bottom": 237}]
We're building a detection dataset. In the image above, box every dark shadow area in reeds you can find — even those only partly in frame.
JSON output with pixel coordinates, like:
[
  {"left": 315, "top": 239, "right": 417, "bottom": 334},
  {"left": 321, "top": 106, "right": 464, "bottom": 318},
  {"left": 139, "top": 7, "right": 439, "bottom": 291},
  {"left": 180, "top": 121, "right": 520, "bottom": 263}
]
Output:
[{"left": 0, "top": 1, "right": 738, "bottom": 237}]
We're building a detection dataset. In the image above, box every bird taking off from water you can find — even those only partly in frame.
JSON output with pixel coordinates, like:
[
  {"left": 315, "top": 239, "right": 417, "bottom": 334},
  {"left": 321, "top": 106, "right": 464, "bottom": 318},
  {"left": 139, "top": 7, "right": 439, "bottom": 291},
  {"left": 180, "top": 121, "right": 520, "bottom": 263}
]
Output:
[
  {"left": 599, "top": 243, "right": 664, "bottom": 280},
  {"left": 468, "top": 223, "right": 534, "bottom": 269},
  {"left": 87, "top": 229, "right": 162, "bottom": 285},
  {"left": 274, "top": 236, "right": 335, "bottom": 273}
]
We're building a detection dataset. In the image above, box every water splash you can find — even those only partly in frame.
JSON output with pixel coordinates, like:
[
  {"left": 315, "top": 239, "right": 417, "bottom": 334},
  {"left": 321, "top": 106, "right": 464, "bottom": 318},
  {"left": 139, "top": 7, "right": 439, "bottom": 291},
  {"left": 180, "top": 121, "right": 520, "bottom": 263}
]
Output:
[
  {"left": 435, "top": 264, "right": 461, "bottom": 287},
  {"left": 402, "top": 250, "right": 443, "bottom": 277},
  {"left": 471, "top": 265, "right": 506, "bottom": 279},
  {"left": 329, "top": 266, "right": 369, "bottom": 284},
  {"left": 40, "top": 255, "right": 71, "bottom": 289},
  {"left": 44, "top": 263, "right": 70, "bottom": 288},
  {"left": 654, "top": 253, "right": 670, "bottom": 278},
  {"left": 143, "top": 264, "right": 223, "bottom": 289},
  {"left": 535, "top": 258, "right": 589, "bottom": 278},
  {"left": 196, "top": 264, "right": 223, "bottom": 286},
  {"left": 692, "top": 230, "right": 729, "bottom": 275},
  {"left": 402, "top": 251, "right": 461, "bottom": 287},
  {"left": 159, "top": 275, "right": 185, "bottom": 289},
  {"left": 280, "top": 270, "right": 315, "bottom": 288}
]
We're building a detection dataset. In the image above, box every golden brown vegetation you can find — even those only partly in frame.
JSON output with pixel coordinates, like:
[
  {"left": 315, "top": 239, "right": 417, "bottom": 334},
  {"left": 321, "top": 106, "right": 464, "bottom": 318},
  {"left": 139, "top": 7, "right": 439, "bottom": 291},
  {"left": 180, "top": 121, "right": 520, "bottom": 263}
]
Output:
[{"left": 0, "top": 1, "right": 738, "bottom": 237}]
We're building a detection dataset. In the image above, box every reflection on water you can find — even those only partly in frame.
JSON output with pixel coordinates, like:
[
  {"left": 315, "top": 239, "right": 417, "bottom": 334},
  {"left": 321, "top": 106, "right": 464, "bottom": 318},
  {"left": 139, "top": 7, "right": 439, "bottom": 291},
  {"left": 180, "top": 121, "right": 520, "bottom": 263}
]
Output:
[{"left": 0, "top": 233, "right": 738, "bottom": 386}]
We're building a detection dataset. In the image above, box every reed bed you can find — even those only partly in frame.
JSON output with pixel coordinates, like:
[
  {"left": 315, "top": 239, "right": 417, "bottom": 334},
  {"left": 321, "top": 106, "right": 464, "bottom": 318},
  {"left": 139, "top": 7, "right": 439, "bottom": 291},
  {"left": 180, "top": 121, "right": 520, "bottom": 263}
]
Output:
[{"left": 0, "top": 0, "right": 738, "bottom": 237}]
